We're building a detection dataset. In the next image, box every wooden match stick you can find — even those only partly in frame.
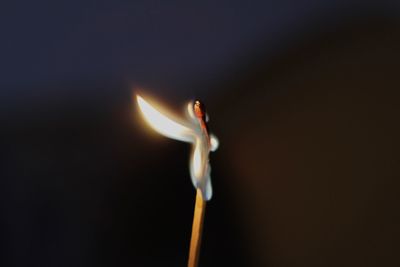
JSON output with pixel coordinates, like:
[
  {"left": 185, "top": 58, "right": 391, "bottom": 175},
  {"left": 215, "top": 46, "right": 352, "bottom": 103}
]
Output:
[{"left": 188, "top": 189, "right": 206, "bottom": 267}]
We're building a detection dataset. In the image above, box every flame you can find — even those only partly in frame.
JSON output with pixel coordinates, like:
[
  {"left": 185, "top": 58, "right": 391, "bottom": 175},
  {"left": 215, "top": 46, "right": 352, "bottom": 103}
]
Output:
[
  {"left": 210, "top": 134, "right": 219, "bottom": 151},
  {"left": 137, "top": 95, "right": 194, "bottom": 143},
  {"left": 193, "top": 140, "right": 203, "bottom": 178},
  {"left": 136, "top": 94, "right": 217, "bottom": 201}
]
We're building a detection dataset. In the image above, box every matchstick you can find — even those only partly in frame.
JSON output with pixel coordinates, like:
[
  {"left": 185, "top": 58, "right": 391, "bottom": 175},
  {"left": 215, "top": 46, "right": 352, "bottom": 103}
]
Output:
[
  {"left": 137, "top": 95, "right": 217, "bottom": 266},
  {"left": 188, "top": 189, "right": 206, "bottom": 267}
]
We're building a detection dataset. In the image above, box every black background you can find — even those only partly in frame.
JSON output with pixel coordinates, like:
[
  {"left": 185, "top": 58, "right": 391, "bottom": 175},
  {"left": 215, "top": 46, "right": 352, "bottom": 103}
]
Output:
[{"left": 1, "top": 1, "right": 400, "bottom": 266}]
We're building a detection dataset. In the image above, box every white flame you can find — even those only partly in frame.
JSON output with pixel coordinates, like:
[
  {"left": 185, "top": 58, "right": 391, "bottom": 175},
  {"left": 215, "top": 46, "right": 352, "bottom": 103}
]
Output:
[
  {"left": 192, "top": 140, "right": 203, "bottom": 178},
  {"left": 210, "top": 134, "right": 219, "bottom": 151},
  {"left": 136, "top": 94, "right": 218, "bottom": 201},
  {"left": 137, "top": 95, "right": 194, "bottom": 143}
]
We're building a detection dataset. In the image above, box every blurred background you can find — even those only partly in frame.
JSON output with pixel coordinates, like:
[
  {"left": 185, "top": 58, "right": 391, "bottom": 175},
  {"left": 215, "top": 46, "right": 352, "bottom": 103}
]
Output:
[{"left": 1, "top": 1, "right": 400, "bottom": 266}]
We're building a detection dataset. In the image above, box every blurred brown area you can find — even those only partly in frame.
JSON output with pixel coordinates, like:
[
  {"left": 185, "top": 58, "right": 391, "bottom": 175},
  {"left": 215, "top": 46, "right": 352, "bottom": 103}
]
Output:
[{"left": 213, "top": 17, "right": 400, "bottom": 266}]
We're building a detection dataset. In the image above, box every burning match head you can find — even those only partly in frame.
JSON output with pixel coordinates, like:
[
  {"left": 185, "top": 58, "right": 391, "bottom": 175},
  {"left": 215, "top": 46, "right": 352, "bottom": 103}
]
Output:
[
  {"left": 193, "top": 100, "right": 206, "bottom": 119},
  {"left": 193, "top": 100, "right": 210, "bottom": 138}
]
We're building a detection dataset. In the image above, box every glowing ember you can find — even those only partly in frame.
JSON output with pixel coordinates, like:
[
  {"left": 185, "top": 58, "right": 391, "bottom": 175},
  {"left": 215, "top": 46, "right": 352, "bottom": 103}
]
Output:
[{"left": 137, "top": 95, "right": 219, "bottom": 201}]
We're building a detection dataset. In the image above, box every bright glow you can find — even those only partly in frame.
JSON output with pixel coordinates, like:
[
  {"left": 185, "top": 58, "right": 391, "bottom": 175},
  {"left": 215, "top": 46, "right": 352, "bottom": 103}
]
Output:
[
  {"left": 136, "top": 94, "right": 217, "bottom": 201},
  {"left": 210, "top": 134, "right": 219, "bottom": 151},
  {"left": 189, "top": 136, "right": 212, "bottom": 200},
  {"left": 137, "top": 95, "right": 194, "bottom": 143},
  {"left": 192, "top": 140, "right": 203, "bottom": 178}
]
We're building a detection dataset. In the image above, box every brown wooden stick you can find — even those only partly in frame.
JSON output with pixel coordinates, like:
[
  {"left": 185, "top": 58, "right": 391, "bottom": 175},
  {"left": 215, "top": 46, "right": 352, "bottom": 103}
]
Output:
[{"left": 187, "top": 189, "right": 206, "bottom": 267}]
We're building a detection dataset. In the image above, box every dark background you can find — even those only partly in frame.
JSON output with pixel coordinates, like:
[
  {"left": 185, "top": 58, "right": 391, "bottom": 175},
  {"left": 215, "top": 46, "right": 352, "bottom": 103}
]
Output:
[{"left": 1, "top": 1, "right": 400, "bottom": 266}]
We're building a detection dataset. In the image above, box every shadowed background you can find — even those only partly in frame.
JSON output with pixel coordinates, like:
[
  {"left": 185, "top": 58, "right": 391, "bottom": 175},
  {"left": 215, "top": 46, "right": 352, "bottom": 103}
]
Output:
[{"left": 1, "top": 1, "right": 400, "bottom": 266}]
